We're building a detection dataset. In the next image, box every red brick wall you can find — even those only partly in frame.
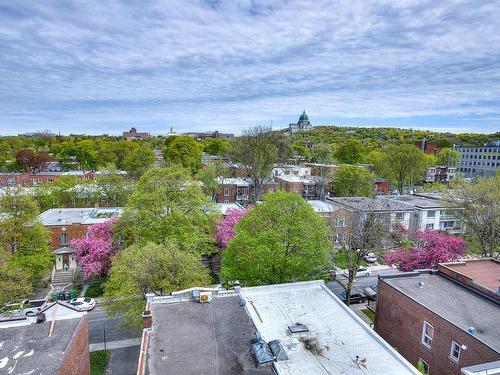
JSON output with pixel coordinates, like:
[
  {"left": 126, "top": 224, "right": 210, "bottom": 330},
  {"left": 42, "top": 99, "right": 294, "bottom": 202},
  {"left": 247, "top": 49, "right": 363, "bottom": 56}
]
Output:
[
  {"left": 48, "top": 224, "right": 89, "bottom": 249},
  {"left": 375, "top": 281, "right": 500, "bottom": 375},
  {"left": 374, "top": 179, "right": 390, "bottom": 195},
  {"left": 57, "top": 317, "right": 90, "bottom": 375}
]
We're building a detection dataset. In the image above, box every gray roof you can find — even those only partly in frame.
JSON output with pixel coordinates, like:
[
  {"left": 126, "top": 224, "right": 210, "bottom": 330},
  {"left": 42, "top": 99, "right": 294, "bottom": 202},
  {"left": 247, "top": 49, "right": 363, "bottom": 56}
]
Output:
[
  {"left": 147, "top": 296, "right": 272, "bottom": 375},
  {"left": 382, "top": 272, "right": 500, "bottom": 352},
  {"left": 387, "top": 194, "right": 445, "bottom": 209},
  {"left": 38, "top": 207, "right": 123, "bottom": 226},
  {"left": 308, "top": 199, "right": 344, "bottom": 214},
  {"left": 328, "top": 196, "right": 413, "bottom": 212},
  {"left": 0, "top": 318, "right": 82, "bottom": 374}
]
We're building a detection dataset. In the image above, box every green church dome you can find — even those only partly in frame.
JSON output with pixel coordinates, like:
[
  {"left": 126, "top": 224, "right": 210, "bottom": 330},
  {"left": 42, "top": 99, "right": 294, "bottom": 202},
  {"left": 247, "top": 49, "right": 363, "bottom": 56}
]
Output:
[{"left": 299, "top": 110, "right": 309, "bottom": 122}]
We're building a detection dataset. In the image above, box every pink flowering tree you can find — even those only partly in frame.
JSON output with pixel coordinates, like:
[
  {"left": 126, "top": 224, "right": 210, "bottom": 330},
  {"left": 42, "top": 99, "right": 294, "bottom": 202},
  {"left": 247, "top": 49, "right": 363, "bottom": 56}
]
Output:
[
  {"left": 70, "top": 219, "right": 120, "bottom": 280},
  {"left": 215, "top": 206, "right": 252, "bottom": 249},
  {"left": 384, "top": 229, "right": 467, "bottom": 271}
]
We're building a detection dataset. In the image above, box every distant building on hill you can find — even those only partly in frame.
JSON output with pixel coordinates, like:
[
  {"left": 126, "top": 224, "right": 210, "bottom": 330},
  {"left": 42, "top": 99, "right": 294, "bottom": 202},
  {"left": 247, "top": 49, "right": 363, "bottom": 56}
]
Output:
[
  {"left": 182, "top": 130, "right": 234, "bottom": 141},
  {"left": 287, "top": 110, "right": 313, "bottom": 134},
  {"left": 454, "top": 140, "right": 500, "bottom": 178},
  {"left": 123, "top": 127, "right": 150, "bottom": 140}
]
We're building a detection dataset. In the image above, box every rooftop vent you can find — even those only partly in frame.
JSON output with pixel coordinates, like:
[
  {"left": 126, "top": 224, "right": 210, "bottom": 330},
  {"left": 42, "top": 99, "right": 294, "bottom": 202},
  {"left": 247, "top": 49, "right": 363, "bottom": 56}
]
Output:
[
  {"left": 251, "top": 339, "right": 274, "bottom": 366},
  {"left": 416, "top": 281, "right": 425, "bottom": 288},
  {"left": 268, "top": 340, "right": 288, "bottom": 361},
  {"left": 468, "top": 326, "right": 477, "bottom": 335},
  {"left": 288, "top": 323, "right": 309, "bottom": 334},
  {"left": 36, "top": 312, "right": 46, "bottom": 324}
]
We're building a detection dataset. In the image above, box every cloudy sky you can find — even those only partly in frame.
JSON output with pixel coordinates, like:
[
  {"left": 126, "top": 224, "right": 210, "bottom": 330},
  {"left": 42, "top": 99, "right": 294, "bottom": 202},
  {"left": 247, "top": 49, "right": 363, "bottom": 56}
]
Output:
[{"left": 1, "top": 0, "right": 500, "bottom": 135}]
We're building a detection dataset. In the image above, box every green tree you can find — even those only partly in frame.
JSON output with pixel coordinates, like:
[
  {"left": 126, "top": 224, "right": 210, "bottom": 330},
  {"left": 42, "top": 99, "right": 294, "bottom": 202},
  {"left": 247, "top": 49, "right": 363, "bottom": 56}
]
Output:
[
  {"left": 163, "top": 136, "right": 202, "bottom": 173},
  {"left": 123, "top": 144, "right": 156, "bottom": 178},
  {"left": 230, "top": 126, "right": 290, "bottom": 203},
  {"left": 54, "top": 140, "right": 98, "bottom": 170},
  {"left": 95, "top": 167, "right": 134, "bottom": 207},
  {"left": 333, "top": 211, "right": 388, "bottom": 306},
  {"left": 436, "top": 147, "right": 461, "bottom": 166},
  {"left": 332, "top": 165, "right": 375, "bottom": 197},
  {"left": 104, "top": 242, "right": 211, "bottom": 328},
  {"left": 334, "top": 138, "right": 363, "bottom": 164},
  {"left": 0, "top": 251, "right": 32, "bottom": 311},
  {"left": 221, "top": 191, "right": 331, "bottom": 286},
  {"left": 310, "top": 143, "right": 335, "bottom": 164},
  {"left": 380, "top": 144, "right": 429, "bottom": 194},
  {"left": 444, "top": 176, "right": 500, "bottom": 258},
  {"left": 196, "top": 161, "right": 229, "bottom": 200},
  {"left": 202, "top": 138, "right": 231, "bottom": 155},
  {"left": 0, "top": 191, "right": 52, "bottom": 290},
  {"left": 121, "top": 166, "right": 218, "bottom": 255}
]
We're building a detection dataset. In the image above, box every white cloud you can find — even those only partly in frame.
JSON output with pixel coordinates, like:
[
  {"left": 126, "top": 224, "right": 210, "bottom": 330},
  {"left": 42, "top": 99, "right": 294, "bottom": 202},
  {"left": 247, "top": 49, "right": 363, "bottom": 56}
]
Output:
[{"left": 0, "top": 0, "right": 499, "bottom": 134}]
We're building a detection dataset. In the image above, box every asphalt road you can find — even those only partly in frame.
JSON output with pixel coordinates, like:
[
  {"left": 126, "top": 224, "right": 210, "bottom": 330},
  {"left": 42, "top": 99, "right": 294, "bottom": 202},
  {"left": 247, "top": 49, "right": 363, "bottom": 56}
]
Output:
[
  {"left": 88, "top": 303, "right": 141, "bottom": 375},
  {"left": 326, "top": 268, "right": 398, "bottom": 297}
]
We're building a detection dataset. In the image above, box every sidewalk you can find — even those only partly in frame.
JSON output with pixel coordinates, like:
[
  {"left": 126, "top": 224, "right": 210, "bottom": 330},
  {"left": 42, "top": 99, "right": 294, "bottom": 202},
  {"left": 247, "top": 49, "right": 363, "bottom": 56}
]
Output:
[
  {"left": 80, "top": 284, "right": 90, "bottom": 297},
  {"left": 350, "top": 302, "right": 375, "bottom": 328}
]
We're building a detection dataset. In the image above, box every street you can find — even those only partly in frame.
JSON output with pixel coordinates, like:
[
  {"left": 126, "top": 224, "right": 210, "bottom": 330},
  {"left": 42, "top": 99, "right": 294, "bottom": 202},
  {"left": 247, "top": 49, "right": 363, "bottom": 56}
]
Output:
[
  {"left": 326, "top": 267, "right": 398, "bottom": 297},
  {"left": 88, "top": 303, "right": 142, "bottom": 375}
]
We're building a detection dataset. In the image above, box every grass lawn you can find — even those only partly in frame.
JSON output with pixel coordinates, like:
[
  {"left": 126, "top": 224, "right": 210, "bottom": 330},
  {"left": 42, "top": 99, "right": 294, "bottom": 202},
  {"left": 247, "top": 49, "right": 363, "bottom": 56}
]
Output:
[
  {"left": 90, "top": 350, "right": 110, "bottom": 375},
  {"left": 334, "top": 252, "right": 368, "bottom": 269},
  {"left": 85, "top": 280, "right": 106, "bottom": 298},
  {"left": 362, "top": 308, "right": 376, "bottom": 322}
]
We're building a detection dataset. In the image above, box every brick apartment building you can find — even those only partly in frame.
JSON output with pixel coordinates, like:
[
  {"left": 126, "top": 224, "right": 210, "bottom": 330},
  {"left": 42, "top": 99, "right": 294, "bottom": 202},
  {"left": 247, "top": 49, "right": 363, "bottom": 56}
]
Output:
[
  {"left": 416, "top": 140, "right": 439, "bottom": 155},
  {"left": 375, "top": 259, "right": 500, "bottom": 375},
  {"left": 0, "top": 170, "right": 127, "bottom": 188},
  {"left": 309, "top": 200, "right": 353, "bottom": 244},
  {"left": 215, "top": 177, "right": 277, "bottom": 204},
  {"left": 123, "top": 127, "right": 150, "bottom": 140}
]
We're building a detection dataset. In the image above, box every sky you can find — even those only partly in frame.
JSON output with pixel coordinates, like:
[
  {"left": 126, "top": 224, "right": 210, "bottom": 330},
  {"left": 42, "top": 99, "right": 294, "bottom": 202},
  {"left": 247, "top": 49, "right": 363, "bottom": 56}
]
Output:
[{"left": 1, "top": 0, "right": 500, "bottom": 136}]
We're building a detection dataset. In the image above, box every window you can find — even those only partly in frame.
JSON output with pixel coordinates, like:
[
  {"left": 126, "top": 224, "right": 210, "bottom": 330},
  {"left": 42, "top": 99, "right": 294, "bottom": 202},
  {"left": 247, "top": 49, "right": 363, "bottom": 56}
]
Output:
[
  {"left": 418, "top": 358, "right": 430, "bottom": 374},
  {"left": 441, "top": 221, "right": 454, "bottom": 229},
  {"left": 335, "top": 217, "right": 346, "bottom": 227},
  {"left": 449, "top": 341, "right": 460, "bottom": 362},
  {"left": 426, "top": 223, "right": 434, "bottom": 229},
  {"left": 421, "top": 321, "right": 434, "bottom": 348},
  {"left": 241, "top": 187, "right": 248, "bottom": 196},
  {"left": 395, "top": 212, "right": 404, "bottom": 220},
  {"left": 335, "top": 233, "right": 345, "bottom": 243},
  {"left": 48, "top": 178, "right": 53, "bottom": 183},
  {"left": 223, "top": 188, "right": 229, "bottom": 197},
  {"left": 426, "top": 210, "right": 436, "bottom": 218},
  {"left": 60, "top": 232, "right": 69, "bottom": 245},
  {"left": 223, "top": 200, "right": 229, "bottom": 204}
]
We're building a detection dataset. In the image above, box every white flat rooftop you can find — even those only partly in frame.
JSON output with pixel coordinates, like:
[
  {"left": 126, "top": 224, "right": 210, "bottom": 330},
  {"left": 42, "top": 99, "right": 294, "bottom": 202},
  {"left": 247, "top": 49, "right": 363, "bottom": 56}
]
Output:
[
  {"left": 38, "top": 207, "right": 123, "bottom": 226},
  {"left": 240, "top": 281, "right": 419, "bottom": 375},
  {"left": 308, "top": 200, "right": 342, "bottom": 213},
  {"left": 215, "top": 177, "right": 250, "bottom": 186}
]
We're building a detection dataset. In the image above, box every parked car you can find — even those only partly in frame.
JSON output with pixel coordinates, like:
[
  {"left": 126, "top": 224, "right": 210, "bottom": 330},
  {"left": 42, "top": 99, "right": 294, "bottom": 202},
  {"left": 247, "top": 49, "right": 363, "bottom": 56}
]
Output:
[
  {"left": 363, "top": 253, "right": 378, "bottom": 263},
  {"left": 69, "top": 297, "right": 96, "bottom": 311},
  {"left": 339, "top": 291, "right": 366, "bottom": 304},
  {"left": 363, "top": 283, "right": 378, "bottom": 300},
  {"left": 2, "top": 299, "right": 47, "bottom": 317},
  {"left": 343, "top": 266, "right": 372, "bottom": 278}
]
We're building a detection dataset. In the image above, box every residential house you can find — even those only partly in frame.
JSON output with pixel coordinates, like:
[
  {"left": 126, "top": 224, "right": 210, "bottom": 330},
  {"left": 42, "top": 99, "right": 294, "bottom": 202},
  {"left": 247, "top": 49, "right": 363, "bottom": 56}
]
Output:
[
  {"left": 375, "top": 259, "right": 500, "bottom": 375},
  {"left": 138, "top": 281, "right": 420, "bottom": 375},
  {"left": 182, "top": 130, "right": 234, "bottom": 141},
  {"left": 308, "top": 200, "right": 353, "bottom": 244},
  {"left": 0, "top": 170, "right": 127, "bottom": 188},
  {"left": 388, "top": 194, "right": 464, "bottom": 234},
  {"left": 326, "top": 196, "right": 414, "bottom": 232},
  {"left": 38, "top": 207, "right": 123, "bottom": 285},
  {"left": 416, "top": 140, "right": 439, "bottom": 155},
  {"left": 424, "top": 166, "right": 457, "bottom": 183}
]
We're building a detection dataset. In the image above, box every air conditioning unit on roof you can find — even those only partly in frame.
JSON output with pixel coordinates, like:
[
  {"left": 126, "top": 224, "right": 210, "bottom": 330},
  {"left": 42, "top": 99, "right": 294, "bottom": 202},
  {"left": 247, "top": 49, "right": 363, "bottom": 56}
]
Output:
[{"left": 199, "top": 291, "right": 212, "bottom": 303}]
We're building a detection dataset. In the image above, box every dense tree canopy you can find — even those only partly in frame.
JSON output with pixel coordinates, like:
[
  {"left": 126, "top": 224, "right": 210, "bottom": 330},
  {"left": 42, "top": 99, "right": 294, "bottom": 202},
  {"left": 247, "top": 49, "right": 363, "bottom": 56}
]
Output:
[
  {"left": 221, "top": 191, "right": 331, "bottom": 286},
  {"left": 332, "top": 165, "right": 375, "bottom": 197},
  {"left": 163, "top": 136, "right": 202, "bottom": 173},
  {"left": 121, "top": 166, "right": 218, "bottom": 255},
  {"left": 0, "top": 192, "right": 52, "bottom": 294},
  {"left": 334, "top": 138, "right": 364, "bottom": 164},
  {"left": 436, "top": 147, "right": 461, "bottom": 166},
  {"left": 379, "top": 144, "right": 430, "bottom": 193},
  {"left": 104, "top": 242, "right": 211, "bottom": 328},
  {"left": 202, "top": 138, "right": 231, "bottom": 155}
]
